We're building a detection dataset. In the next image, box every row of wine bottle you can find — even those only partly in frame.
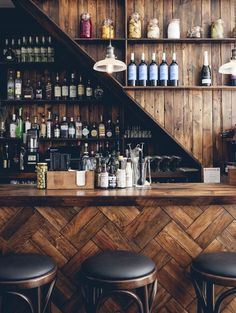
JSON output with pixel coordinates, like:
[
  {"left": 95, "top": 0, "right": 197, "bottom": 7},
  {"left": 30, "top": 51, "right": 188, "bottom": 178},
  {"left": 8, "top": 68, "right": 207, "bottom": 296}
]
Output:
[{"left": 127, "top": 51, "right": 212, "bottom": 86}]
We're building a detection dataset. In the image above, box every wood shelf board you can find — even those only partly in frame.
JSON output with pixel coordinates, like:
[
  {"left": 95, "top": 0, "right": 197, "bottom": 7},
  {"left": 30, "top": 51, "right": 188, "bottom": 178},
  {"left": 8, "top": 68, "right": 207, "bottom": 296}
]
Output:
[
  {"left": 1, "top": 99, "right": 101, "bottom": 105},
  {"left": 123, "top": 86, "right": 236, "bottom": 90}
]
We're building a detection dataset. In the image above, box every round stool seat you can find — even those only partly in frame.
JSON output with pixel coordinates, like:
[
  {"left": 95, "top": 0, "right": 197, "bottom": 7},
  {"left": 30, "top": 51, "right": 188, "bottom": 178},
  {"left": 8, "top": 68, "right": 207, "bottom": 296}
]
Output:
[
  {"left": 81, "top": 250, "right": 156, "bottom": 281},
  {"left": 0, "top": 253, "right": 56, "bottom": 281},
  {"left": 192, "top": 252, "right": 236, "bottom": 278}
]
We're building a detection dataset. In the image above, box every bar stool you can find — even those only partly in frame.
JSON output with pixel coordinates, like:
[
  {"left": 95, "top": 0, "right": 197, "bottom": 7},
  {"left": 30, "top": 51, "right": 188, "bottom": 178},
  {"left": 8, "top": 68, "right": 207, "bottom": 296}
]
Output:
[
  {"left": 0, "top": 253, "right": 57, "bottom": 313},
  {"left": 80, "top": 250, "right": 157, "bottom": 313},
  {"left": 190, "top": 252, "right": 236, "bottom": 313}
]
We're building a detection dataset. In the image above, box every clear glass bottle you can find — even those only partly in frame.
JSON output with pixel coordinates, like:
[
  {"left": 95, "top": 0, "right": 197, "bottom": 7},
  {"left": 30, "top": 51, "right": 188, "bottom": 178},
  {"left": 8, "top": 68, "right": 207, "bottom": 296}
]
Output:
[
  {"left": 100, "top": 161, "right": 109, "bottom": 189},
  {"left": 68, "top": 117, "right": 76, "bottom": 139},
  {"left": 47, "top": 36, "right": 55, "bottom": 62},
  {"left": 77, "top": 75, "right": 85, "bottom": 100},
  {"left": 28, "top": 36, "right": 34, "bottom": 63},
  {"left": 60, "top": 116, "right": 69, "bottom": 138},
  {"left": 40, "top": 36, "right": 47, "bottom": 62},
  {"left": 53, "top": 115, "right": 60, "bottom": 138},
  {"left": 54, "top": 73, "right": 61, "bottom": 100},
  {"left": 62, "top": 75, "right": 69, "bottom": 100},
  {"left": 7, "top": 70, "right": 15, "bottom": 100},
  {"left": 90, "top": 121, "right": 98, "bottom": 138},
  {"left": 40, "top": 115, "right": 47, "bottom": 138},
  {"left": 15, "top": 71, "right": 22, "bottom": 100},
  {"left": 21, "top": 36, "right": 27, "bottom": 62},
  {"left": 98, "top": 115, "right": 105, "bottom": 138},
  {"left": 75, "top": 116, "right": 83, "bottom": 139},
  {"left": 9, "top": 113, "right": 17, "bottom": 138},
  {"left": 46, "top": 111, "right": 53, "bottom": 139},
  {"left": 34, "top": 36, "right": 41, "bottom": 62},
  {"left": 69, "top": 73, "right": 77, "bottom": 100},
  {"left": 85, "top": 79, "right": 93, "bottom": 99}
]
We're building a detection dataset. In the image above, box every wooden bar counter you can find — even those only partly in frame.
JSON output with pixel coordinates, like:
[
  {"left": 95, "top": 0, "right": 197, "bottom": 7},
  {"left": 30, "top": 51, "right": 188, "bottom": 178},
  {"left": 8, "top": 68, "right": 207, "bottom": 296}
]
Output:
[{"left": 0, "top": 183, "right": 236, "bottom": 313}]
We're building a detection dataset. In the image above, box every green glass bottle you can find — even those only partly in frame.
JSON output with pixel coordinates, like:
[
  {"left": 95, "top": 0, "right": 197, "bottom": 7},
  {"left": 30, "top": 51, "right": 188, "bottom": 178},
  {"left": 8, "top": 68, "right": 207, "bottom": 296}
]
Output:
[{"left": 16, "top": 107, "right": 23, "bottom": 139}]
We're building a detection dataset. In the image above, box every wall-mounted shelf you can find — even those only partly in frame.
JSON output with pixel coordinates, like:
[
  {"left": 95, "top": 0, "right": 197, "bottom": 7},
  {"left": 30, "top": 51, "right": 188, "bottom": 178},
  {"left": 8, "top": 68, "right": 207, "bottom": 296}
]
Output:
[
  {"left": 1, "top": 99, "right": 101, "bottom": 105},
  {"left": 39, "top": 137, "right": 117, "bottom": 142},
  {"left": 124, "top": 86, "right": 236, "bottom": 90}
]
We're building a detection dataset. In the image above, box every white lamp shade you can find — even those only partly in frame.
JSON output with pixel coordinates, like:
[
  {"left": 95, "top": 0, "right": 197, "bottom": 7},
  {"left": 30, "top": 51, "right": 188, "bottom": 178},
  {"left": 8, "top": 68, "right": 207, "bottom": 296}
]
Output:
[
  {"left": 219, "top": 60, "right": 236, "bottom": 75},
  {"left": 93, "top": 57, "right": 127, "bottom": 73}
]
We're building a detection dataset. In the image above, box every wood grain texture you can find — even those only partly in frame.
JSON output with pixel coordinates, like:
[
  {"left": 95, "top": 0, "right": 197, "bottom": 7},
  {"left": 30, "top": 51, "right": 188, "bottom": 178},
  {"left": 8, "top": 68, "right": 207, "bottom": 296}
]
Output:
[{"left": 1, "top": 203, "right": 236, "bottom": 313}]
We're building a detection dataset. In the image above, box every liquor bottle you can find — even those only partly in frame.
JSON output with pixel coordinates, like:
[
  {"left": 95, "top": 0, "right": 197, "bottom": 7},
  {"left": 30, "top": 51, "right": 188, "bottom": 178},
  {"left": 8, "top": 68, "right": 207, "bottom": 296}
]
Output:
[
  {"left": 81, "top": 143, "right": 90, "bottom": 170},
  {"left": 82, "top": 121, "right": 90, "bottom": 138},
  {"left": 23, "top": 79, "right": 34, "bottom": 100},
  {"left": 53, "top": 115, "right": 60, "bottom": 138},
  {"left": 46, "top": 111, "right": 53, "bottom": 138},
  {"left": 16, "top": 107, "right": 23, "bottom": 139},
  {"left": 4, "top": 38, "right": 16, "bottom": 62},
  {"left": 7, "top": 70, "right": 15, "bottom": 100},
  {"left": 138, "top": 52, "right": 148, "bottom": 86},
  {"left": 54, "top": 73, "right": 61, "bottom": 100},
  {"left": 159, "top": 52, "right": 168, "bottom": 86},
  {"left": 108, "top": 165, "right": 117, "bottom": 189},
  {"left": 77, "top": 75, "right": 85, "bottom": 100},
  {"left": 15, "top": 71, "right": 22, "bottom": 100},
  {"left": 9, "top": 113, "right": 17, "bottom": 138},
  {"left": 128, "top": 52, "right": 137, "bottom": 86},
  {"left": 27, "top": 36, "right": 34, "bottom": 63},
  {"left": 47, "top": 36, "right": 54, "bottom": 63},
  {"left": 106, "top": 119, "right": 113, "bottom": 138},
  {"left": 35, "top": 80, "right": 43, "bottom": 99},
  {"left": 19, "top": 145, "right": 26, "bottom": 171},
  {"left": 40, "top": 115, "right": 47, "bottom": 138},
  {"left": 95, "top": 157, "right": 102, "bottom": 188},
  {"left": 15, "top": 38, "right": 21, "bottom": 63},
  {"left": 62, "top": 75, "right": 69, "bottom": 100},
  {"left": 21, "top": 36, "right": 27, "bottom": 62},
  {"left": 115, "top": 116, "right": 120, "bottom": 138},
  {"left": 90, "top": 122, "right": 98, "bottom": 138},
  {"left": 98, "top": 115, "right": 105, "bottom": 138},
  {"left": 100, "top": 161, "right": 109, "bottom": 189},
  {"left": 2, "top": 144, "right": 10, "bottom": 170},
  {"left": 68, "top": 117, "right": 76, "bottom": 139},
  {"left": 11, "top": 144, "right": 20, "bottom": 171},
  {"left": 24, "top": 115, "right": 31, "bottom": 135},
  {"left": 85, "top": 79, "right": 93, "bottom": 99},
  {"left": 231, "top": 47, "right": 236, "bottom": 86},
  {"left": 75, "top": 116, "right": 83, "bottom": 139},
  {"left": 116, "top": 155, "right": 126, "bottom": 188},
  {"left": 32, "top": 116, "right": 40, "bottom": 132},
  {"left": 40, "top": 36, "right": 47, "bottom": 62},
  {"left": 169, "top": 52, "right": 179, "bottom": 86},
  {"left": 3, "top": 38, "right": 9, "bottom": 59},
  {"left": 69, "top": 73, "right": 77, "bottom": 100},
  {"left": 94, "top": 85, "right": 104, "bottom": 100},
  {"left": 34, "top": 36, "right": 41, "bottom": 62},
  {"left": 149, "top": 52, "right": 158, "bottom": 86},
  {"left": 60, "top": 116, "right": 69, "bottom": 138},
  {"left": 201, "top": 51, "right": 211, "bottom": 86},
  {"left": 125, "top": 156, "right": 133, "bottom": 188},
  {"left": 45, "top": 76, "right": 52, "bottom": 100},
  {"left": 90, "top": 150, "right": 97, "bottom": 170}
]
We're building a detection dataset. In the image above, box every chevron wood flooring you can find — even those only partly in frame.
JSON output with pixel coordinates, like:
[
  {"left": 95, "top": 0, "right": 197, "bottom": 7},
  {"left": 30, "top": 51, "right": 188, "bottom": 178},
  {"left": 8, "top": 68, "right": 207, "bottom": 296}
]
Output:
[{"left": 0, "top": 205, "right": 235, "bottom": 313}]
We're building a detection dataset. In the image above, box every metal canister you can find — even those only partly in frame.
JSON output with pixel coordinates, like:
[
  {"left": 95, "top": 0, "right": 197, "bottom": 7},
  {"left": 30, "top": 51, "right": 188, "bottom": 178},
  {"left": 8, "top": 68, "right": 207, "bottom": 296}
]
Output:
[{"left": 36, "top": 163, "right": 48, "bottom": 189}]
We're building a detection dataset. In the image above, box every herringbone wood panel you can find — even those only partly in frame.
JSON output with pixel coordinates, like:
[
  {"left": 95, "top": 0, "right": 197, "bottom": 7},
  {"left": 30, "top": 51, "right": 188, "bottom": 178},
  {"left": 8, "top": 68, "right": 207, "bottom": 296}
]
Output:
[{"left": 0, "top": 205, "right": 235, "bottom": 313}]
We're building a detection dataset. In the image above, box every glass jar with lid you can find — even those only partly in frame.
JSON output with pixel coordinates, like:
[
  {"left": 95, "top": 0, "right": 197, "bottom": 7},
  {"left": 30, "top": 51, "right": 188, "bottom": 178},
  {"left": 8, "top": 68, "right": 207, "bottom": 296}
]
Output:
[
  {"left": 167, "top": 19, "right": 180, "bottom": 39},
  {"left": 147, "top": 18, "right": 160, "bottom": 39},
  {"left": 80, "top": 13, "right": 92, "bottom": 38},
  {"left": 211, "top": 19, "right": 224, "bottom": 38},
  {"left": 101, "top": 18, "right": 114, "bottom": 39},
  {"left": 128, "top": 12, "right": 142, "bottom": 39}
]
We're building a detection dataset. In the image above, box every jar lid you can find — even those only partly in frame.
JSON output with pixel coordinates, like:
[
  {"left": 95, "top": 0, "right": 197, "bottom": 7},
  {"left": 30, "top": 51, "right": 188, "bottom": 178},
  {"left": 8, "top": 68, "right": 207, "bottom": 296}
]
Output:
[{"left": 81, "top": 12, "right": 91, "bottom": 19}]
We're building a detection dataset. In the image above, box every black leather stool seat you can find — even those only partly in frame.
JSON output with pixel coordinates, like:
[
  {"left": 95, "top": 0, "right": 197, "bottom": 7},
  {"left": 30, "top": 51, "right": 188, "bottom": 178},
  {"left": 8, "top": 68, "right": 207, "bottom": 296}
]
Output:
[
  {"left": 0, "top": 254, "right": 56, "bottom": 281},
  {"left": 81, "top": 250, "right": 156, "bottom": 280},
  {"left": 192, "top": 252, "right": 236, "bottom": 278}
]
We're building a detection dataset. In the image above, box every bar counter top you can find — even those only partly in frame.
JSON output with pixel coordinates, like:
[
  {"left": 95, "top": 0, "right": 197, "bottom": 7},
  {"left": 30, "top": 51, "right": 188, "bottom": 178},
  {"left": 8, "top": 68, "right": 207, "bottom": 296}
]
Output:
[{"left": 0, "top": 183, "right": 236, "bottom": 206}]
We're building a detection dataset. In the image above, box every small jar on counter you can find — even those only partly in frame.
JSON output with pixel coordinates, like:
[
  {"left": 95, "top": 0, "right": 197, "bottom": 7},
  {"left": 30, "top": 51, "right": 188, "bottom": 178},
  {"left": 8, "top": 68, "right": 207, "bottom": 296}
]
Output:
[
  {"left": 211, "top": 19, "right": 224, "bottom": 38},
  {"left": 80, "top": 13, "right": 92, "bottom": 38},
  {"left": 101, "top": 18, "right": 114, "bottom": 39},
  {"left": 147, "top": 18, "right": 160, "bottom": 39},
  {"left": 167, "top": 19, "right": 180, "bottom": 39},
  {"left": 128, "top": 12, "right": 142, "bottom": 39},
  {"left": 36, "top": 163, "right": 48, "bottom": 189}
]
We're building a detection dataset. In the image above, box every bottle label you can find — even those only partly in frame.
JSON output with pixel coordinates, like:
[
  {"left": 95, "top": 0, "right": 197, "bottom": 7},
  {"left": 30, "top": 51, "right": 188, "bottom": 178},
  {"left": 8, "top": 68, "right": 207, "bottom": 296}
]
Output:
[
  {"left": 54, "top": 86, "right": 61, "bottom": 97},
  {"left": 170, "top": 65, "right": 179, "bottom": 80},
  {"left": 160, "top": 64, "right": 168, "bottom": 80},
  {"left": 76, "top": 124, "right": 82, "bottom": 138},
  {"left": 100, "top": 173, "right": 109, "bottom": 188},
  {"left": 62, "top": 86, "right": 69, "bottom": 97},
  {"left": 128, "top": 64, "right": 137, "bottom": 80},
  {"left": 54, "top": 128, "right": 60, "bottom": 138},
  {"left": 106, "top": 131, "right": 112, "bottom": 138},
  {"left": 91, "top": 129, "right": 98, "bottom": 137},
  {"left": 69, "top": 127, "right": 75, "bottom": 136},
  {"left": 116, "top": 169, "right": 126, "bottom": 188},
  {"left": 202, "top": 78, "right": 211, "bottom": 84},
  {"left": 15, "top": 83, "right": 22, "bottom": 96},
  {"left": 78, "top": 85, "right": 85, "bottom": 96},
  {"left": 138, "top": 65, "right": 147, "bottom": 81},
  {"left": 82, "top": 128, "right": 89, "bottom": 137},
  {"left": 149, "top": 64, "right": 158, "bottom": 81},
  {"left": 109, "top": 175, "right": 117, "bottom": 188},
  {"left": 46, "top": 122, "right": 52, "bottom": 138},
  {"left": 86, "top": 87, "right": 93, "bottom": 97},
  {"left": 70, "top": 86, "right": 77, "bottom": 98},
  {"left": 10, "top": 124, "right": 16, "bottom": 138}
]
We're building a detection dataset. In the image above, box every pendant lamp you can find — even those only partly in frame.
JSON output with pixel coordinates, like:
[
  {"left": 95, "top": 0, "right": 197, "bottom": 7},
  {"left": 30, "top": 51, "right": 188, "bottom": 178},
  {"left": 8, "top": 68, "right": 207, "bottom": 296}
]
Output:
[
  {"left": 219, "top": 1, "right": 236, "bottom": 75},
  {"left": 93, "top": 0, "right": 127, "bottom": 74}
]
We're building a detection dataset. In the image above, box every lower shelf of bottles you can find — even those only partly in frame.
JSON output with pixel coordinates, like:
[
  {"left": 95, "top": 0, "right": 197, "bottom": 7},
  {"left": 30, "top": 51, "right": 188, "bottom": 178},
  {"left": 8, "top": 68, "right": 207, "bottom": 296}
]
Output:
[
  {"left": 124, "top": 86, "right": 236, "bottom": 90},
  {"left": 0, "top": 137, "right": 118, "bottom": 143}
]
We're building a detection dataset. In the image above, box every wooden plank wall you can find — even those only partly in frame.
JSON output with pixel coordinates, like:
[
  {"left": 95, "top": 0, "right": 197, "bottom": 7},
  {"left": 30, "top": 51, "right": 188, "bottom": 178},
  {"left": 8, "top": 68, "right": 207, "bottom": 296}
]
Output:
[
  {"left": 1, "top": 205, "right": 236, "bottom": 313},
  {"left": 34, "top": 0, "right": 236, "bottom": 167}
]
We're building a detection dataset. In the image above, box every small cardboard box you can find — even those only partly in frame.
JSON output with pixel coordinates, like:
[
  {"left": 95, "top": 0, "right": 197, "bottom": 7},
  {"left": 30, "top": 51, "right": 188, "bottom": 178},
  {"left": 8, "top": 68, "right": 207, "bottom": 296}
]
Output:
[
  {"left": 228, "top": 168, "right": 236, "bottom": 185},
  {"left": 46, "top": 171, "right": 94, "bottom": 189}
]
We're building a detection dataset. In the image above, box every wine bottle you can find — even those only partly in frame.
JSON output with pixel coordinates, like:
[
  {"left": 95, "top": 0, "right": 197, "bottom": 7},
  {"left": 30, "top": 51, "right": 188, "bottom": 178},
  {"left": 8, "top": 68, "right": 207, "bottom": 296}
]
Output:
[
  {"left": 138, "top": 52, "right": 148, "bottom": 86},
  {"left": 128, "top": 52, "right": 137, "bottom": 86},
  {"left": 169, "top": 52, "right": 179, "bottom": 86},
  {"left": 148, "top": 52, "right": 158, "bottom": 86},
  {"left": 159, "top": 52, "right": 168, "bottom": 86},
  {"left": 201, "top": 51, "right": 211, "bottom": 86}
]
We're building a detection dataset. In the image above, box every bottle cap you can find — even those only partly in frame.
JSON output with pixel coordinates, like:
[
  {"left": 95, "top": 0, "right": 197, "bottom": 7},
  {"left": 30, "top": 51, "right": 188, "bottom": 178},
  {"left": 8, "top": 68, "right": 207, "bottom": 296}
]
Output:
[
  {"left": 152, "top": 52, "right": 156, "bottom": 61},
  {"left": 141, "top": 52, "right": 145, "bottom": 60}
]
